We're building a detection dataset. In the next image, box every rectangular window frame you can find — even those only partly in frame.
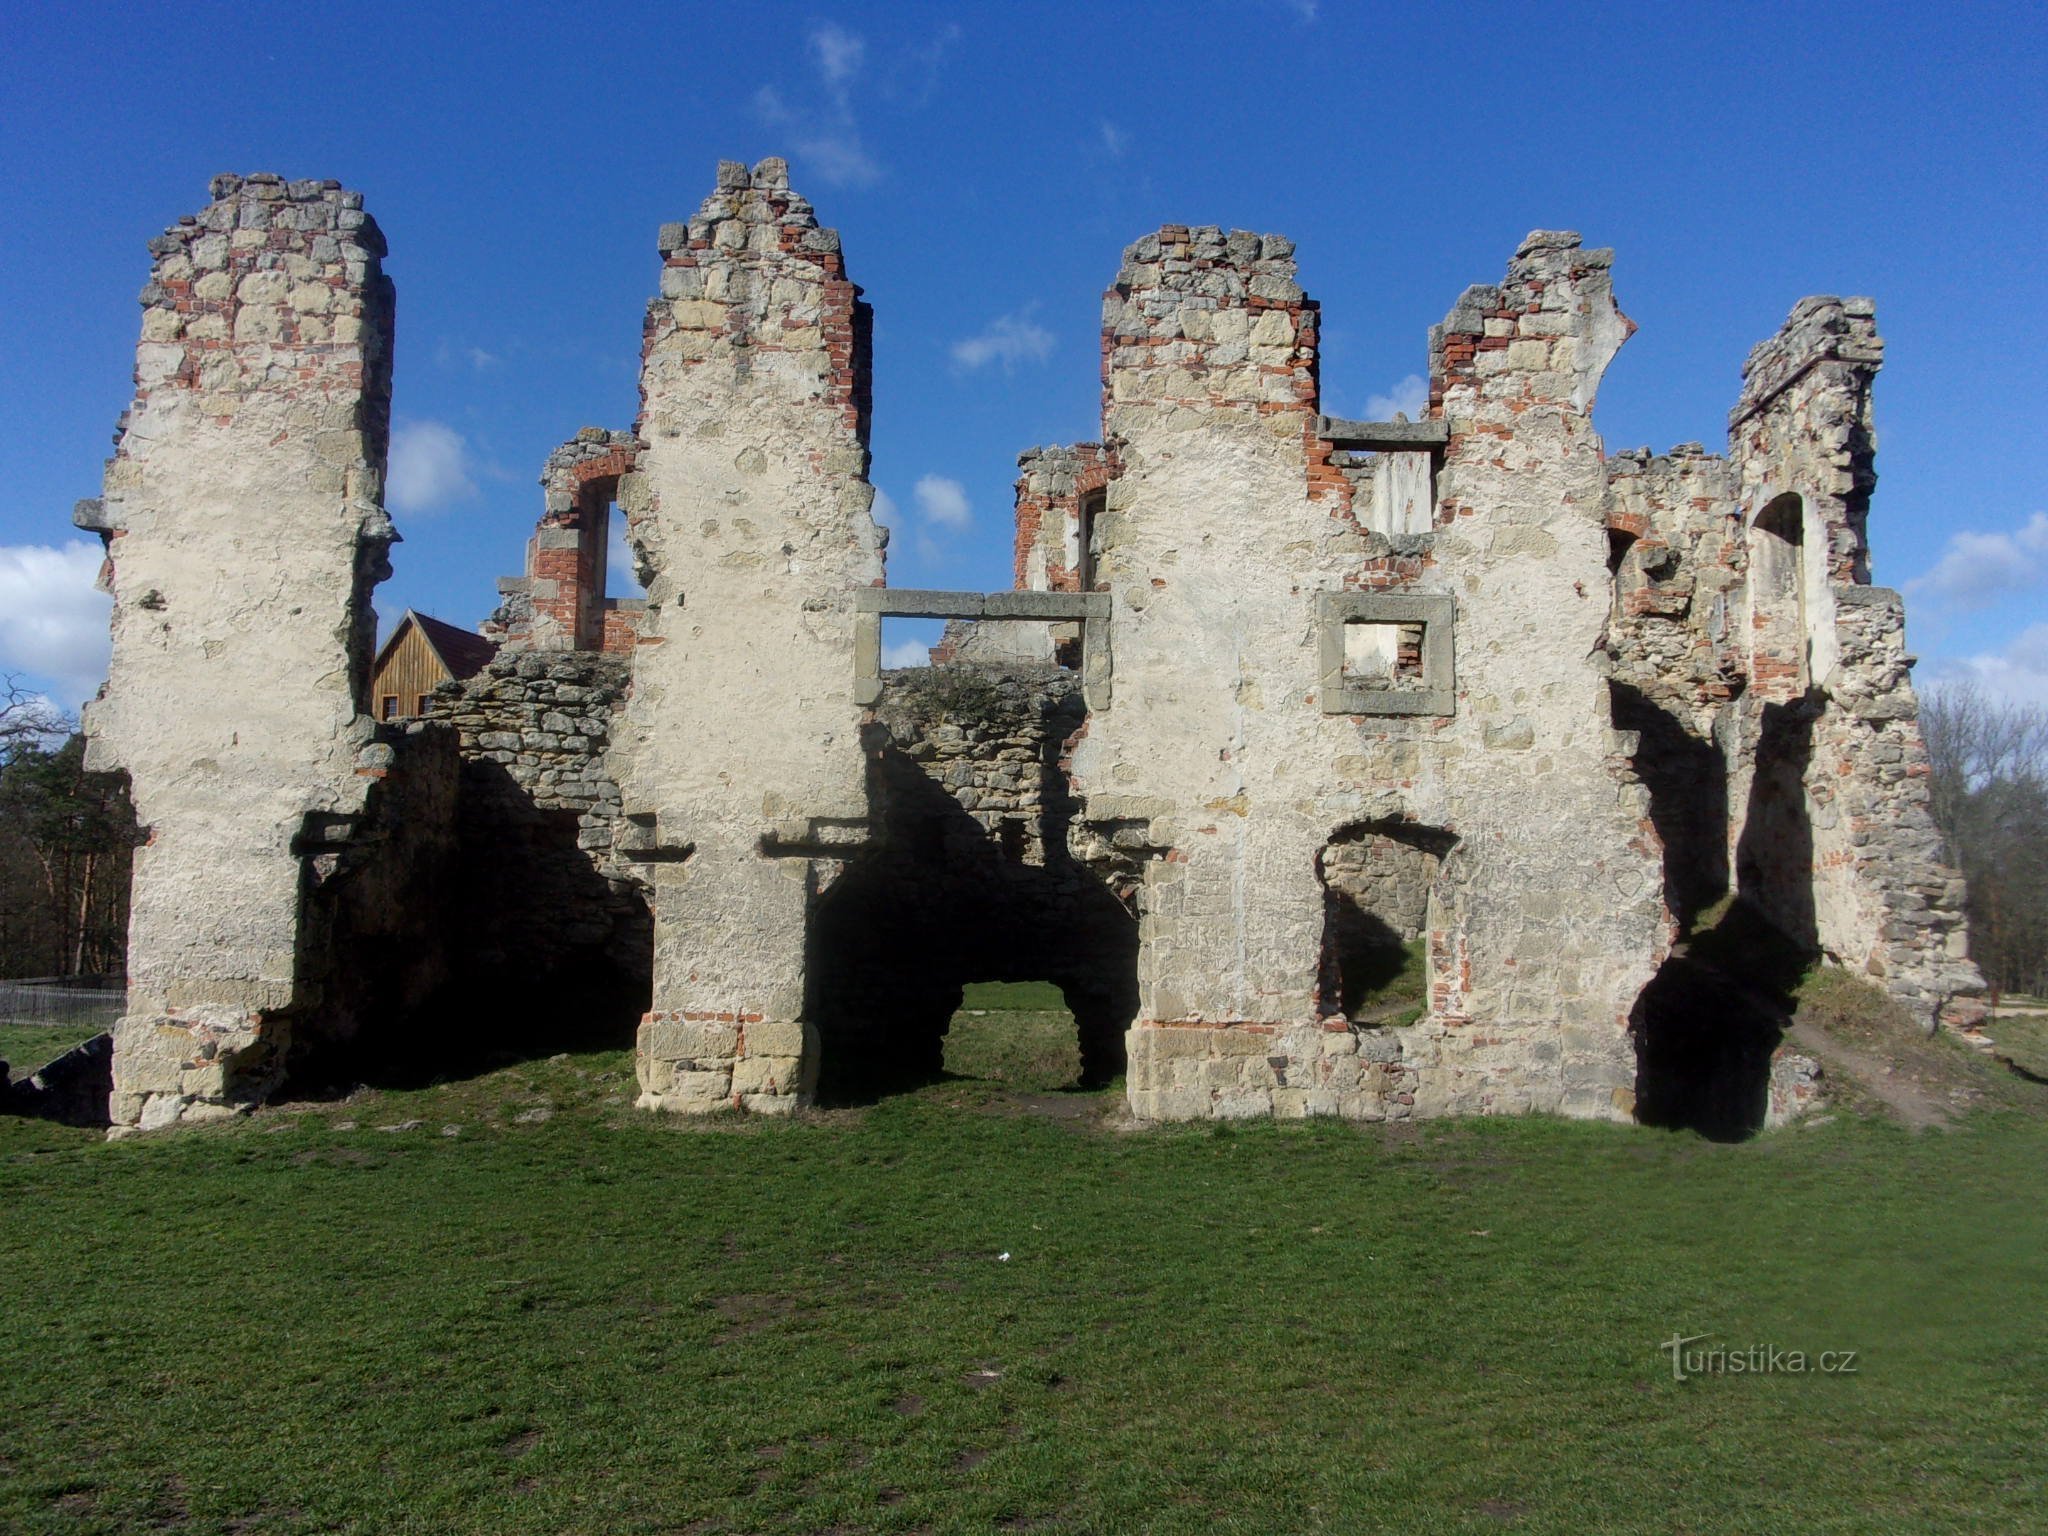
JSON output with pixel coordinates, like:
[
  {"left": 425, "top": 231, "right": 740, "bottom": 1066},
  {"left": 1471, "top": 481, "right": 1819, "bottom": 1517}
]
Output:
[{"left": 1317, "top": 590, "right": 1456, "bottom": 717}]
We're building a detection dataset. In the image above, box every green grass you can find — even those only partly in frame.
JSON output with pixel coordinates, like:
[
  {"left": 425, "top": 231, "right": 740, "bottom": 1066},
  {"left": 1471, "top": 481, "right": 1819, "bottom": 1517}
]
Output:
[
  {"left": 1987, "top": 1012, "right": 2048, "bottom": 1079},
  {"left": 0, "top": 1023, "right": 103, "bottom": 1072},
  {"left": 958, "top": 979, "right": 1068, "bottom": 1012},
  {"left": 1, "top": 1010, "right": 2045, "bottom": 1535}
]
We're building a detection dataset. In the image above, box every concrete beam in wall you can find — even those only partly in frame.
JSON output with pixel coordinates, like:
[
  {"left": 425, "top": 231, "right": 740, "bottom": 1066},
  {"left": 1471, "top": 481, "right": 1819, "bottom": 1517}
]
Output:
[{"left": 1317, "top": 417, "right": 1450, "bottom": 452}]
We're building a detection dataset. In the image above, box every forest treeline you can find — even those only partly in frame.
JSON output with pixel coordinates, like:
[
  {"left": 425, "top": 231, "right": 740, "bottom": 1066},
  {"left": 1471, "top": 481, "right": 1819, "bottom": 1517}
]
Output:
[
  {"left": 1, "top": 679, "right": 137, "bottom": 979},
  {"left": 1922, "top": 681, "right": 2048, "bottom": 1002}
]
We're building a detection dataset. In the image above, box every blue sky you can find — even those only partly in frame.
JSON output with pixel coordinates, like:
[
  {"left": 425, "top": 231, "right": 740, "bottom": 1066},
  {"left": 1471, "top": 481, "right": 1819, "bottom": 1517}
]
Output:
[{"left": 2, "top": 0, "right": 2043, "bottom": 708}]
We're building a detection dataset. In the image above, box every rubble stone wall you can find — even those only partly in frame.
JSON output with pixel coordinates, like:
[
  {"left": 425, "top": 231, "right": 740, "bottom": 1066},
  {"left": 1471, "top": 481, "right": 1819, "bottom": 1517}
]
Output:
[
  {"left": 486, "top": 429, "right": 645, "bottom": 656},
  {"left": 81, "top": 174, "right": 398, "bottom": 1132},
  {"left": 77, "top": 163, "right": 1981, "bottom": 1135},
  {"left": 609, "top": 159, "right": 885, "bottom": 1115},
  {"left": 1077, "top": 226, "right": 1666, "bottom": 1124},
  {"left": 426, "top": 652, "right": 646, "bottom": 1009},
  {"left": 807, "top": 663, "right": 1137, "bottom": 1095}
]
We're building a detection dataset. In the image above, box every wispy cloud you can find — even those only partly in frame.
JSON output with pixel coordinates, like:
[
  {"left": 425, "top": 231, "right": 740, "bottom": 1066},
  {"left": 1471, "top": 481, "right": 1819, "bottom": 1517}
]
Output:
[
  {"left": 754, "top": 24, "right": 883, "bottom": 188},
  {"left": 914, "top": 475, "right": 972, "bottom": 531},
  {"left": 387, "top": 420, "right": 479, "bottom": 515},
  {"left": 952, "top": 310, "right": 1056, "bottom": 374},
  {"left": 1276, "top": 0, "right": 1319, "bottom": 18},
  {"left": 1365, "top": 373, "right": 1428, "bottom": 421},
  {"left": 1098, "top": 120, "right": 1129, "bottom": 159},
  {"left": 811, "top": 21, "right": 865, "bottom": 92},
  {"left": 887, "top": 21, "right": 963, "bottom": 107},
  {"left": 871, "top": 487, "right": 899, "bottom": 527},
  {"left": 432, "top": 339, "right": 501, "bottom": 372},
  {"left": 1928, "top": 622, "right": 2048, "bottom": 707},
  {"left": 0, "top": 540, "right": 111, "bottom": 711},
  {"left": 883, "top": 636, "right": 932, "bottom": 668},
  {"left": 1905, "top": 511, "right": 2048, "bottom": 604}
]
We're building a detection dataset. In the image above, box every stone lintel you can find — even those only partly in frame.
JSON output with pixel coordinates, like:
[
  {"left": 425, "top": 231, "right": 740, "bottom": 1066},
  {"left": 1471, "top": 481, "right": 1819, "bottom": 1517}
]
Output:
[
  {"left": 854, "top": 587, "right": 1108, "bottom": 621},
  {"left": 1319, "top": 416, "right": 1450, "bottom": 452}
]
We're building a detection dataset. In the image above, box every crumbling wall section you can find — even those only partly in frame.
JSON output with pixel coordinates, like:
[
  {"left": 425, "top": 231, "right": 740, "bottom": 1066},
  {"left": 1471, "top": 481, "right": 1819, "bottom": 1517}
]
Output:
[
  {"left": 1601, "top": 445, "right": 1744, "bottom": 731},
  {"left": 1078, "top": 226, "right": 1667, "bottom": 1123},
  {"left": 80, "top": 173, "right": 399, "bottom": 1132},
  {"left": 610, "top": 158, "right": 884, "bottom": 1114},
  {"left": 486, "top": 428, "right": 645, "bottom": 655},
  {"left": 1726, "top": 299, "right": 1981, "bottom": 1027},
  {"left": 1072, "top": 223, "right": 1335, "bottom": 1110},
  {"left": 425, "top": 651, "right": 649, "bottom": 1036},
  {"left": 1013, "top": 443, "right": 1112, "bottom": 592},
  {"left": 807, "top": 663, "right": 1137, "bottom": 1095}
]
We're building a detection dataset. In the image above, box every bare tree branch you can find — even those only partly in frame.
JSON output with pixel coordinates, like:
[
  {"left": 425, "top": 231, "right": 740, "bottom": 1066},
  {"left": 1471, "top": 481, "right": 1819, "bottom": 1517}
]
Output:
[{"left": 1, "top": 674, "right": 75, "bottom": 762}]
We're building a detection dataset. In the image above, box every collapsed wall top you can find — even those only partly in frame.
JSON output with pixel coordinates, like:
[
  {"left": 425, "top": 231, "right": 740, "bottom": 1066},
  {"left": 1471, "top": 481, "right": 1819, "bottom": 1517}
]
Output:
[{"left": 80, "top": 172, "right": 400, "bottom": 1134}]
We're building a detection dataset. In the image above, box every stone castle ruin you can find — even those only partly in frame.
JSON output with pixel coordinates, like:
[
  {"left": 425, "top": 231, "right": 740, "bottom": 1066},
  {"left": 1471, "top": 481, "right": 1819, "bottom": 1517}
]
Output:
[{"left": 73, "top": 161, "right": 1982, "bottom": 1136}]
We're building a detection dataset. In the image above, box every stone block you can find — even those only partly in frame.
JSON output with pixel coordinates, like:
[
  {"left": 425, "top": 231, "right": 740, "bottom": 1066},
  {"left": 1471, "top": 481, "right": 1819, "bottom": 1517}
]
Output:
[{"left": 641, "top": 1019, "right": 739, "bottom": 1064}]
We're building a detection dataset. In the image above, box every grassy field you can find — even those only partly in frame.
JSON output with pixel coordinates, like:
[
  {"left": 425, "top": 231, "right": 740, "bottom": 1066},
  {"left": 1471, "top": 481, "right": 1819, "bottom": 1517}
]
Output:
[
  {"left": 0, "top": 1023, "right": 102, "bottom": 1075},
  {"left": 1, "top": 996, "right": 2044, "bottom": 1534}
]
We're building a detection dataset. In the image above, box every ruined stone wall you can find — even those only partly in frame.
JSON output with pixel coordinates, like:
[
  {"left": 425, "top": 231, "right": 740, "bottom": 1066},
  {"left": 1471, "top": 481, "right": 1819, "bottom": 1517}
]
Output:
[
  {"left": 424, "top": 652, "right": 649, "bottom": 1035},
  {"left": 486, "top": 429, "right": 645, "bottom": 655},
  {"left": 1075, "top": 225, "right": 1665, "bottom": 1123},
  {"left": 1726, "top": 301, "right": 1974, "bottom": 1025},
  {"left": 808, "top": 663, "right": 1136, "bottom": 1095},
  {"left": 1601, "top": 445, "right": 1744, "bottom": 731},
  {"left": 75, "top": 164, "right": 1979, "bottom": 1135},
  {"left": 1013, "top": 443, "right": 1112, "bottom": 592},
  {"left": 1319, "top": 832, "right": 1436, "bottom": 943},
  {"left": 610, "top": 159, "right": 884, "bottom": 1114},
  {"left": 81, "top": 174, "right": 398, "bottom": 1132}
]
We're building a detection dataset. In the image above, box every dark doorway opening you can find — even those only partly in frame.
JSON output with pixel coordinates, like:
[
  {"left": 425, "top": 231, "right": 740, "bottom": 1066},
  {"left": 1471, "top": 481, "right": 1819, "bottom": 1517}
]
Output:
[
  {"left": 1316, "top": 820, "right": 1454, "bottom": 1026},
  {"left": 805, "top": 664, "right": 1138, "bottom": 1105}
]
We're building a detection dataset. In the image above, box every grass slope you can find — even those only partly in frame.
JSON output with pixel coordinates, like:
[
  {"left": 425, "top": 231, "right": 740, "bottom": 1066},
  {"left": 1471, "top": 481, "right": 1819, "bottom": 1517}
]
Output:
[
  {"left": 1, "top": 1010, "right": 2044, "bottom": 1535},
  {"left": 0, "top": 1024, "right": 103, "bottom": 1074}
]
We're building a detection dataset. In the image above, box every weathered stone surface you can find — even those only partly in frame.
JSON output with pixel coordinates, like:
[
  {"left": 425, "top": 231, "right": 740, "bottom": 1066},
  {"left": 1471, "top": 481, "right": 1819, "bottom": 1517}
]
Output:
[
  {"left": 77, "top": 167, "right": 1975, "bottom": 1136},
  {"left": 609, "top": 159, "right": 883, "bottom": 1116},
  {"left": 85, "top": 175, "right": 398, "bottom": 1132}
]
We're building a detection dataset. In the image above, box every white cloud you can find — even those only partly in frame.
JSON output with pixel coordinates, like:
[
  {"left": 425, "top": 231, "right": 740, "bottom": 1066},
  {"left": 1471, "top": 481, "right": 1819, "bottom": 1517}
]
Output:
[
  {"left": 1278, "top": 0, "right": 1319, "bottom": 17},
  {"left": 754, "top": 25, "right": 884, "bottom": 188},
  {"left": 430, "top": 340, "right": 500, "bottom": 371},
  {"left": 387, "top": 419, "right": 478, "bottom": 515},
  {"left": 1929, "top": 622, "right": 2048, "bottom": 708},
  {"left": 810, "top": 22, "right": 865, "bottom": 92},
  {"left": 871, "top": 487, "right": 899, "bottom": 526},
  {"left": 1905, "top": 511, "right": 2048, "bottom": 604},
  {"left": 1098, "top": 120, "right": 1129, "bottom": 159},
  {"left": 914, "top": 475, "right": 972, "bottom": 531},
  {"left": 754, "top": 85, "right": 882, "bottom": 189},
  {"left": 952, "top": 311, "right": 1056, "bottom": 373},
  {"left": 1365, "top": 373, "right": 1428, "bottom": 421},
  {"left": 883, "top": 637, "right": 932, "bottom": 668},
  {"left": 0, "top": 540, "right": 112, "bottom": 711}
]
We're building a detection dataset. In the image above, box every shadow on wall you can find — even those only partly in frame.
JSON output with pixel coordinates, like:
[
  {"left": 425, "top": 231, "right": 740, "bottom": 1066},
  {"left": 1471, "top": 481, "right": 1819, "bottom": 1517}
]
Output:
[
  {"left": 1, "top": 1032, "right": 113, "bottom": 1127},
  {"left": 805, "top": 673, "right": 1138, "bottom": 1105},
  {"left": 288, "top": 750, "right": 651, "bottom": 1095},
  {"left": 1622, "top": 678, "right": 1820, "bottom": 1139},
  {"left": 1735, "top": 697, "right": 1819, "bottom": 950},
  {"left": 1630, "top": 901, "right": 1815, "bottom": 1141},
  {"left": 1316, "top": 820, "right": 1454, "bottom": 1024},
  {"left": 1609, "top": 681, "right": 1730, "bottom": 932}
]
